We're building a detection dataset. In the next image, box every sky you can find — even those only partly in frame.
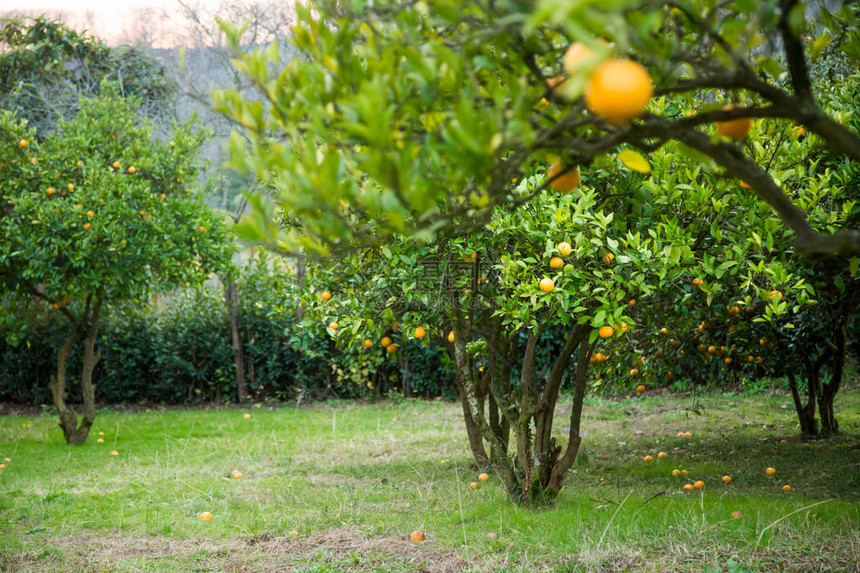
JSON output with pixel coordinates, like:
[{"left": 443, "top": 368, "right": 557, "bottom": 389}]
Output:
[{"left": 0, "top": 0, "right": 219, "bottom": 46}]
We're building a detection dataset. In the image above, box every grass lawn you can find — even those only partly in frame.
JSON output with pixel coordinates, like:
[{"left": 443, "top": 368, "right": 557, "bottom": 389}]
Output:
[{"left": 0, "top": 387, "right": 858, "bottom": 572}]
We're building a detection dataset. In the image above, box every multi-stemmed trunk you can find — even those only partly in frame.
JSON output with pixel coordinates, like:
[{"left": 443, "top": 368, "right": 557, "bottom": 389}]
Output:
[
  {"left": 788, "top": 320, "right": 847, "bottom": 437},
  {"left": 47, "top": 295, "right": 103, "bottom": 445},
  {"left": 448, "top": 314, "right": 593, "bottom": 505}
]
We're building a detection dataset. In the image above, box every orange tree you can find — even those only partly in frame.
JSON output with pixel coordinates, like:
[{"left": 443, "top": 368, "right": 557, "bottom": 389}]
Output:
[
  {"left": 298, "top": 171, "right": 694, "bottom": 504},
  {"left": 595, "top": 91, "right": 859, "bottom": 435},
  {"left": 218, "top": 0, "right": 859, "bottom": 261},
  {"left": 0, "top": 85, "right": 232, "bottom": 444}
]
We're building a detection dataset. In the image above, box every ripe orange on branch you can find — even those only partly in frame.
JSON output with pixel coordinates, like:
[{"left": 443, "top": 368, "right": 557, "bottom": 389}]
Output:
[
  {"left": 598, "top": 326, "right": 614, "bottom": 339},
  {"left": 546, "top": 162, "right": 580, "bottom": 193},
  {"left": 716, "top": 105, "right": 752, "bottom": 139},
  {"left": 539, "top": 277, "right": 555, "bottom": 293},
  {"left": 414, "top": 327, "right": 426, "bottom": 339},
  {"left": 381, "top": 336, "right": 392, "bottom": 347},
  {"left": 585, "top": 59, "right": 653, "bottom": 125},
  {"left": 549, "top": 257, "right": 564, "bottom": 270},
  {"left": 321, "top": 290, "right": 332, "bottom": 301}
]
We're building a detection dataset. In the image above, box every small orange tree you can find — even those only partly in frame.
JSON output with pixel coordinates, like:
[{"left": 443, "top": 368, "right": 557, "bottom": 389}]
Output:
[
  {"left": 300, "top": 169, "right": 693, "bottom": 504},
  {"left": 0, "top": 86, "right": 232, "bottom": 444}
]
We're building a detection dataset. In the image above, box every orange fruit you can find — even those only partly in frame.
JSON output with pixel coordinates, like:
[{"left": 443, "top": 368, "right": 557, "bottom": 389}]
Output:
[
  {"left": 769, "top": 290, "right": 783, "bottom": 301},
  {"left": 557, "top": 242, "right": 573, "bottom": 256},
  {"left": 546, "top": 162, "right": 581, "bottom": 193},
  {"left": 563, "top": 42, "right": 593, "bottom": 75},
  {"left": 46, "top": 187, "right": 55, "bottom": 195},
  {"left": 716, "top": 105, "right": 752, "bottom": 139},
  {"left": 598, "top": 326, "right": 614, "bottom": 339},
  {"left": 681, "top": 469, "right": 689, "bottom": 476},
  {"left": 469, "top": 482, "right": 479, "bottom": 490},
  {"left": 539, "top": 277, "right": 555, "bottom": 293},
  {"left": 731, "top": 511, "right": 743, "bottom": 519},
  {"left": 693, "top": 480, "right": 705, "bottom": 490},
  {"left": 243, "top": 413, "right": 251, "bottom": 419},
  {"left": 470, "top": 251, "right": 477, "bottom": 261},
  {"left": 692, "top": 278, "right": 702, "bottom": 286},
  {"left": 671, "top": 469, "right": 681, "bottom": 477},
  {"left": 387, "top": 343, "right": 399, "bottom": 353},
  {"left": 18, "top": 139, "right": 27, "bottom": 147},
  {"left": 585, "top": 59, "right": 653, "bottom": 124},
  {"left": 628, "top": 299, "right": 636, "bottom": 306},
  {"left": 160, "top": 193, "right": 167, "bottom": 199},
  {"left": 724, "top": 357, "right": 732, "bottom": 364},
  {"left": 630, "top": 369, "right": 640, "bottom": 378},
  {"left": 328, "top": 321, "right": 338, "bottom": 330},
  {"left": 414, "top": 327, "right": 426, "bottom": 339},
  {"left": 683, "top": 483, "right": 694, "bottom": 492},
  {"left": 479, "top": 472, "right": 489, "bottom": 482},
  {"left": 86, "top": 210, "right": 95, "bottom": 217},
  {"left": 550, "top": 256, "right": 564, "bottom": 270},
  {"left": 363, "top": 339, "right": 373, "bottom": 348},
  {"left": 657, "top": 451, "right": 667, "bottom": 459},
  {"left": 765, "top": 467, "right": 776, "bottom": 476},
  {"left": 199, "top": 512, "right": 213, "bottom": 520},
  {"left": 97, "top": 438, "right": 104, "bottom": 443},
  {"left": 112, "top": 161, "right": 121, "bottom": 169},
  {"left": 707, "top": 346, "right": 717, "bottom": 355},
  {"left": 447, "top": 331, "right": 455, "bottom": 343},
  {"left": 110, "top": 450, "right": 119, "bottom": 456},
  {"left": 739, "top": 180, "right": 752, "bottom": 189},
  {"left": 782, "top": 484, "right": 792, "bottom": 492},
  {"left": 381, "top": 336, "right": 392, "bottom": 347},
  {"left": 791, "top": 125, "right": 806, "bottom": 138},
  {"left": 660, "top": 327, "right": 669, "bottom": 334},
  {"left": 602, "top": 252, "right": 615, "bottom": 264},
  {"left": 321, "top": 290, "right": 332, "bottom": 301},
  {"left": 198, "top": 226, "right": 206, "bottom": 233},
  {"left": 644, "top": 455, "right": 653, "bottom": 462},
  {"left": 410, "top": 530, "right": 426, "bottom": 542},
  {"left": 232, "top": 471, "right": 243, "bottom": 479},
  {"left": 615, "top": 322, "right": 628, "bottom": 334},
  {"left": 83, "top": 223, "right": 91, "bottom": 230},
  {"left": 128, "top": 166, "right": 136, "bottom": 174},
  {"left": 68, "top": 184, "right": 75, "bottom": 191}
]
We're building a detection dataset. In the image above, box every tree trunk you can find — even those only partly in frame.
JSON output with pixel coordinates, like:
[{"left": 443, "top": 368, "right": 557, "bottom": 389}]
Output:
[
  {"left": 788, "top": 372, "right": 817, "bottom": 435},
  {"left": 74, "top": 300, "right": 102, "bottom": 445},
  {"left": 819, "top": 323, "right": 846, "bottom": 435},
  {"left": 224, "top": 279, "right": 248, "bottom": 402},
  {"left": 547, "top": 339, "right": 595, "bottom": 494},
  {"left": 49, "top": 327, "right": 81, "bottom": 445}
]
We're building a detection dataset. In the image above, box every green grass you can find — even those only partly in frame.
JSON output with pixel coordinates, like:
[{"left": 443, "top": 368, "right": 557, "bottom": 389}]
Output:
[{"left": 1, "top": 389, "right": 859, "bottom": 572}]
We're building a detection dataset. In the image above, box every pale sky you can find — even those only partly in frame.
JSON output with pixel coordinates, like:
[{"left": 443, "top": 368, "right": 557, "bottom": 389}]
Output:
[{"left": 0, "top": 0, "right": 223, "bottom": 46}]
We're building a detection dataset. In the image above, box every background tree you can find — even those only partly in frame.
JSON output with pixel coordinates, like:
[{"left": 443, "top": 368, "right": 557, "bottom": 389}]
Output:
[
  {"left": 0, "top": 16, "right": 174, "bottom": 134},
  {"left": 0, "top": 85, "right": 232, "bottom": 444}
]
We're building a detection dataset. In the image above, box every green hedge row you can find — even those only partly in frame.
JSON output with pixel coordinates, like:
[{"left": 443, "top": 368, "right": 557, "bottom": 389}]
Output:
[{"left": 0, "top": 259, "right": 458, "bottom": 405}]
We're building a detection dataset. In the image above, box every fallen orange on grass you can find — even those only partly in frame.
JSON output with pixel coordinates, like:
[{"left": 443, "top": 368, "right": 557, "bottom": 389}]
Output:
[
  {"left": 722, "top": 475, "right": 732, "bottom": 483},
  {"left": 783, "top": 484, "right": 792, "bottom": 492},
  {"left": 693, "top": 480, "right": 705, "bottom": 490},
  {"left": 110, "top": 451, "right": 118, "bottom": 456},
  {"left": 232, "top": 471, "right": 243, "bottom": 480},
  {"left": 479, "top": 473, "right": 489, "bottom": 482},
  {"left": 469, "top": 482, "right": 479, "bottom": 490},
  {"left": 243, "top": 413, "right": 251, "bottom": 419},
  {"left": 199, "top": 512, "right": 213, "bottom": 520},
  {"left": 731, "top": 511, "right": 743, "bottom": 519},
  {"left": 766, "top": 467, "right": 776, "bottom": 476},
  {"left": 657, "top": 452, "right": 667, "bottom": 459},
  {"left": 683, "top": 483, "right": 694, "bottom": 492},
  {"left": 643, "top": 455, "right": 654, "bottom": 462},
  {"left": 410, "top": 530, "right": 426, "bottom": 542}
]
